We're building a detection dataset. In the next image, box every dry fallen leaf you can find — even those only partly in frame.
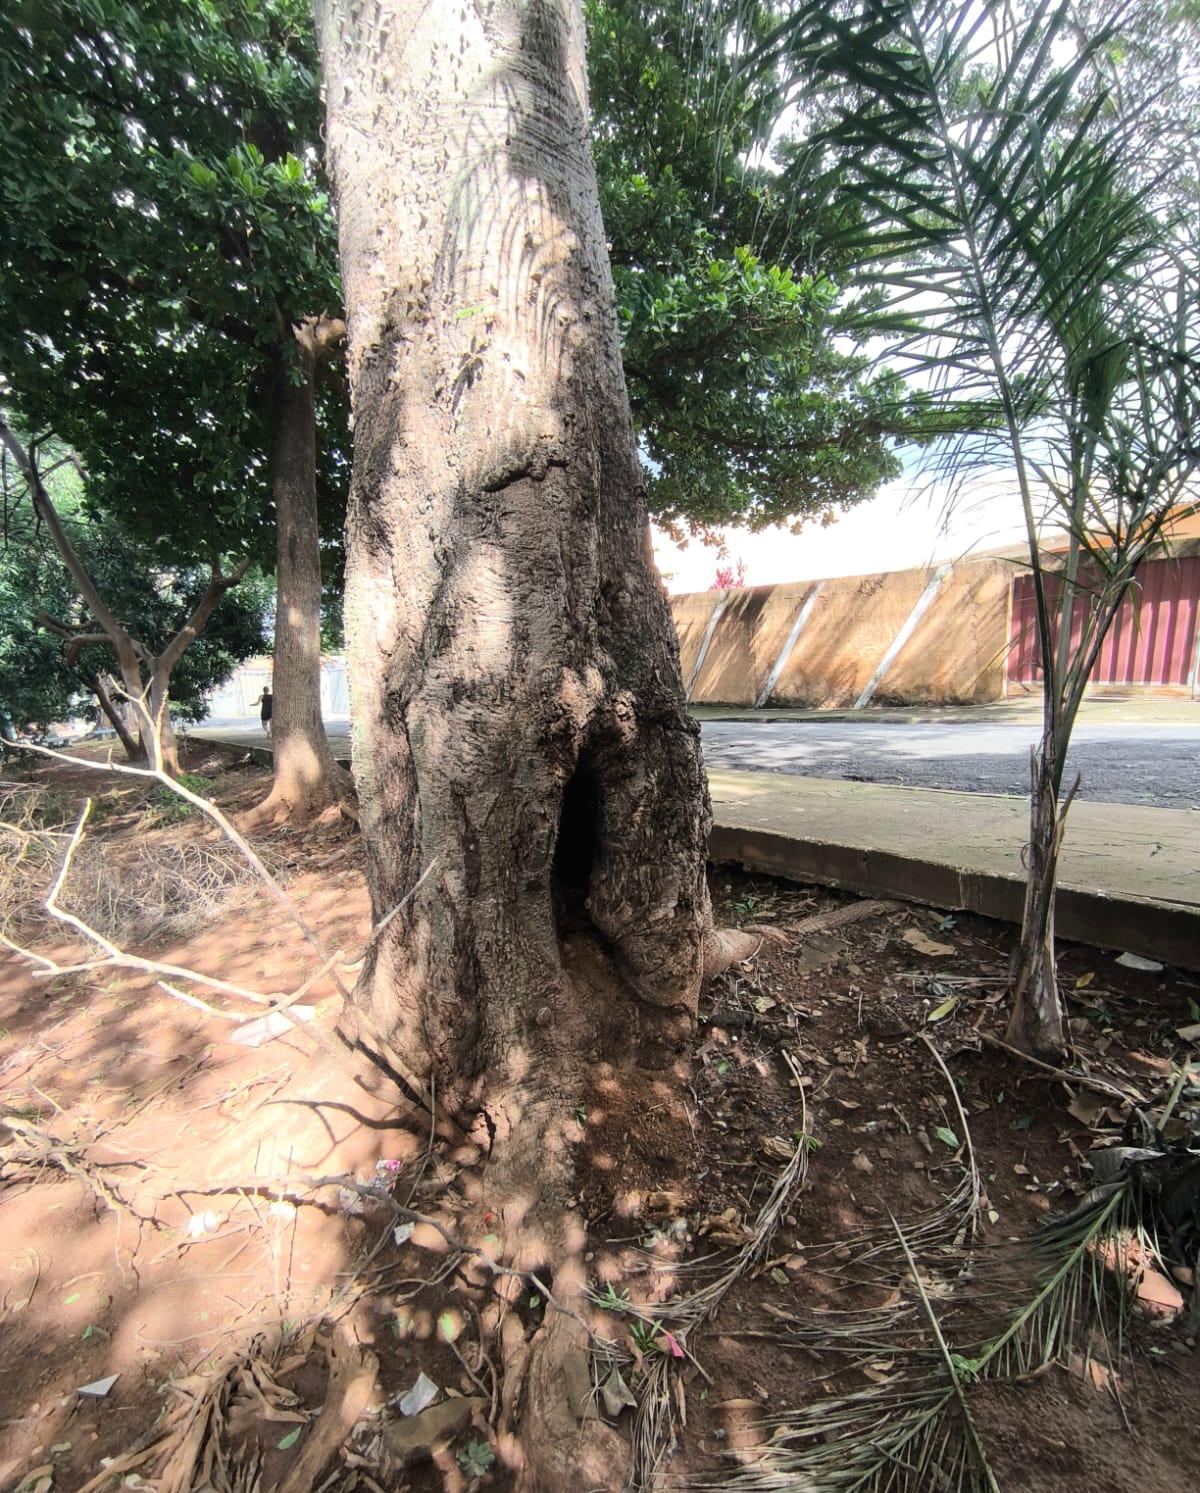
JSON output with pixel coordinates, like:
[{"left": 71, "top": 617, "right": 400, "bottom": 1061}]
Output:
[
  {"left": 902, "top": 928, "right": 955, "bottom": 957},
  {"left": 1067, "top": 1090, "right": 1108, "bottom": 1128}
]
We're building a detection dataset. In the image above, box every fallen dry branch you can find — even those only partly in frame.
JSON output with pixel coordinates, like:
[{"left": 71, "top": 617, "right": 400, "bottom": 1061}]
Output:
[
  {"left": 778, "top": 898, "right": 905, "bottom": 937},
  {"left": 977, "top": 1029, "right": 1149, "bottom": 1107},
  {"left": 3, "top": 749, "right": 448, "bottom": 1121},
  {"left": 1, "top": 1114, "right": 146, "bottom": 1227},
  {"left": 10, "top": 740, "right": 351, "bottom": 997}
]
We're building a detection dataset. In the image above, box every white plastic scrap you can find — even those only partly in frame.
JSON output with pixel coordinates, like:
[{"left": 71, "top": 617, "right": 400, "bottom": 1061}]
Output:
[
  {"left": 77, "top": 1374, "right": 119, "bottom": 1397},
  {"left": 180, "top": 1210, "right": 224, "bottom": 1239},
  {"left": 228, "top": 1007, "right": 316, "bottom": 1047},
  {"left": 396, "top": 1371, "right": 439, "bottom": 1417}
]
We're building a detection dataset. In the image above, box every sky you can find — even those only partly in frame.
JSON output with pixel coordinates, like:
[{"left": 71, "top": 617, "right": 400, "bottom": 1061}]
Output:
[{"left": 652, "top": 469, "right": 1033, "bottom": 594}]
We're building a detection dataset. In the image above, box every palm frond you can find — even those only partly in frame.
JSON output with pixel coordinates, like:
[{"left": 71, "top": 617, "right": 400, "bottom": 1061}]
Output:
[{"left": 707, "top": 1131, "right": 1199, "bottom": 1493}]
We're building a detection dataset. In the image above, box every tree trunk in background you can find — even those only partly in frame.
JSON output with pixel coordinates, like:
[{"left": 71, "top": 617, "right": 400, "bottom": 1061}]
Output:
[
  {"left": 89, "top": 671, "right": 141, "bottom": 761},
  {"left": 245, "top": 321, "right": 350, "bottom": 826},
  {"left": 147, "top": 666, "right": 181, "bottom": 777}
]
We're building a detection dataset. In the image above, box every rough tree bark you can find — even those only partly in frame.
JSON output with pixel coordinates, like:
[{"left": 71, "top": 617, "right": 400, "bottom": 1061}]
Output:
[
  {"left": 314, "top": 4, "right": 743, "bottom": 1480},
  {"left": 1006, "top": 738, "right": 1071, "bottom": 1058},
  {"left": 244, "top": 317, "right": 352, "bottom": 825}
]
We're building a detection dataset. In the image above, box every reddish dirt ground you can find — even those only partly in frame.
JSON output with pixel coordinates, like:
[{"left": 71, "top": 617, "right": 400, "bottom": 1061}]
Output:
[{"left": 0, "top": 748, "right": 1197, "bottom": 1492}]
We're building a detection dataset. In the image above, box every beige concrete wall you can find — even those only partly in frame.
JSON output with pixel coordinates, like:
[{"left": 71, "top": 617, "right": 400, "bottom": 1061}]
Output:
[{"left": 669, "top": 558, "right": 1011, "bottom": 707}]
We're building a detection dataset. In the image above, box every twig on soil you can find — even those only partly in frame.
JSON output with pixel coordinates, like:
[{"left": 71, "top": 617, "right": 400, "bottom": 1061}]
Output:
[
  {"left": 977, "top": 1029, "right": 1148, "bottom": 1106},
  {"left": 2, "top": 1114, "right": 148, "bottom": 1228},
  {"left": 919, "top": 1033, "right": 982, "bottom": 1245},
  {"left": 11, "top": 740, "right": 350, "bottom": 994}
]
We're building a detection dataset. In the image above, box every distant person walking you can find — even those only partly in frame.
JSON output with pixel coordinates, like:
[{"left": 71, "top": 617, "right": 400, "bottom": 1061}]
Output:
[{"left": 256, "top": 686, "right": 273, "bottom": 735}]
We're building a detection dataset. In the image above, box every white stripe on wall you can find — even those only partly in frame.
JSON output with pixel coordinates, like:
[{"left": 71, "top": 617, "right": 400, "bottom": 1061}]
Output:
[
  {"left": 854, "top": 564, "right": 951, "bottom": 710},
  {"left": 755, "top": 582, "right": 825, "bottom": 708}
]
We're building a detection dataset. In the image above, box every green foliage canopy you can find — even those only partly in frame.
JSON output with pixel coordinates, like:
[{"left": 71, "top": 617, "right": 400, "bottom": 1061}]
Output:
[
  {"left": 0, "top": 459, "right": 270, "bottom": 729},
  {"left": 0, "top": 0, "right": 341, "bottom": 566},
  {"left": 588, "top": 0, "right": 917, "bottom": 533}
]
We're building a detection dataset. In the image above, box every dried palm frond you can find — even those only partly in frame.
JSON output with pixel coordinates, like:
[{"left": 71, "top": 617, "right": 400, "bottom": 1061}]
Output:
[
  {"left": 704, "top": 1139, "right": 1196, "bottom": 1493},
  {"left": 804, "top": 1035, "right": 983, "bottom": 1285},
  {"left": 605, "top": 1094, "right": 813, "bottom": 1491},
  {"left": 77, "top": 1333, "right": 312, "bottom": 1493}
]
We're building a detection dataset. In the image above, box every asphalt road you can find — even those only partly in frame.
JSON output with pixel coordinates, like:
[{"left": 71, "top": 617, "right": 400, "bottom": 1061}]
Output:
[
  {"left": 697, "top": 719, "right": 1200, "bottom": 809},
  {"left": 196, "top": 714, "right": 1200, "bottom": 809}
]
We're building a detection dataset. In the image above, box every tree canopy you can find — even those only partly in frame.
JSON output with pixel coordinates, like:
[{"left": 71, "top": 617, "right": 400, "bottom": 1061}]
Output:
[
  {"left": 1, "top": 0, "right": 920, "bottom": 562},
  {"left": 0, "top": 454, "right": 270, "bottom": 730},
  {"left": 588, "top": 0, "right": 918, "bottom": 533},
  {"left": 0, "top": 0, "right": 341, "bottom": 566}
]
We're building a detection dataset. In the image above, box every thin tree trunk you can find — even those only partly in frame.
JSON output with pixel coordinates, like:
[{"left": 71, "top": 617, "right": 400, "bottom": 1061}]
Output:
[
  {"left": 1006, "top": 742, "right": 1069, "bottom": 1057},
  {"left": 1, "top": 417, "right": 244, "bottom": 782},
  {"left": 115, "top": 653, "right": 155, "bottom": 764},
  {"left": 146, "top": 666, "right": 181, "bottom": 776},
  {"left": 89, "top": 672, "right": 141, "bottom": 761},
  {"left": 245, "top": 322, "right": 349, "bottom": 826}
]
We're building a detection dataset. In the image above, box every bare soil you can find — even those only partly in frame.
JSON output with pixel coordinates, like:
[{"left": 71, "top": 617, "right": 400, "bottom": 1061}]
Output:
[{"left": 0, "top": 748, "right": 1196, "bottom": 1492}]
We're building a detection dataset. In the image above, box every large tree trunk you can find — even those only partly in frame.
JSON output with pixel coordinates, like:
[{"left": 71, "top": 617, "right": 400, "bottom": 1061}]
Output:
[
  {"left": 316, "top": 0, "right": 714, "bottom": 1139},
  {"left": 315, "top": 9, "right": 720, "bottom": 1475},
  {"left": 245, "top": 322, "right": 350, "bottom": 827}
]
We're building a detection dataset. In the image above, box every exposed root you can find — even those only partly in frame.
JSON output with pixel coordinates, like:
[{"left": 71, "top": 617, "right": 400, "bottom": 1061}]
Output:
[
  {"left": 275, "top": 1329, "right": 378, "bottom": 1493},
  {"left": 237, "top": 768, "right": 356, "bottom": 834},
  {"left": 702, "top": 925, "right": 766, "bottom": 978},
  {"left": 510, "top": 1307, "right": 626, "bottom": 1493},
  {"left": 75, "top": 1328, "right": 365, "bottom": 1493}
]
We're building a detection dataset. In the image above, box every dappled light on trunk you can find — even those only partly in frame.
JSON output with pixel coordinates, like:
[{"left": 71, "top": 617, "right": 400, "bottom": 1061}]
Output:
[{"left": 310, "top": 0, "right": 746, "bottom": 1479}]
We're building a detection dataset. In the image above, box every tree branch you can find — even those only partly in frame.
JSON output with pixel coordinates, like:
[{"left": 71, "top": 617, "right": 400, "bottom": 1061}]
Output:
[
  {"left": 156, "top": 555, "right": 252, "bottom": 677},
  {"left": 0, "top": 417, "right": 138, "bottom": 672}
]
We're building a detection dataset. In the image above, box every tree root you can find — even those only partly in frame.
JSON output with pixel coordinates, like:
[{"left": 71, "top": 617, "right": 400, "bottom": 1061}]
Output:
[
  {"left": 702, "top": 924, "right": 768, "bottom": 977},
  {"left": 505, "top": 1307, "right": 625, "bottom": 1493},
  {"left": 276, "top": 1329, "right": 378, "bottom": 1493},
  {"left": 236, "top": 772, "right": 356, "bottom": 834}
]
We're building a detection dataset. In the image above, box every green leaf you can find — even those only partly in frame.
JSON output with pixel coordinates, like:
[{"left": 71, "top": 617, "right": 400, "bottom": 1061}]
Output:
[
  {"left": 277, "top": 1427, "right": 302, "bottom": 1451},
  {"left": 934, "top": 1126, "right": 960, "bottom": 1149},
  {"left": 187, "top": 160, "right": 219, "bottom": 191},
  {"left": 1013, "top": 1114, "right": 1036, "bottom": 1132},
  {"left": 926, "top": 996, "right": 959, "bottom": 1023}
]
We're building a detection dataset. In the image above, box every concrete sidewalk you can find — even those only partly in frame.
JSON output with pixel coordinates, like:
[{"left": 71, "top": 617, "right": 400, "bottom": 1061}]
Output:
[
  {"left": 691, "top": 694, "right": 1200, "bottom": 726},
  {"left": 707, "top": 772, "right": 1198, "bottom": 969},
  {"left": 191, "top": 726, "right": 1199, "bottom": 970}
]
